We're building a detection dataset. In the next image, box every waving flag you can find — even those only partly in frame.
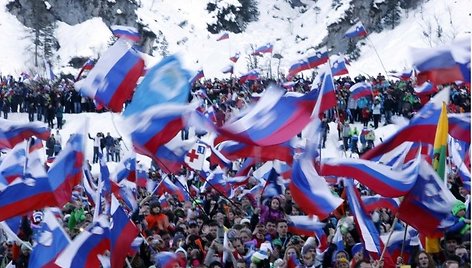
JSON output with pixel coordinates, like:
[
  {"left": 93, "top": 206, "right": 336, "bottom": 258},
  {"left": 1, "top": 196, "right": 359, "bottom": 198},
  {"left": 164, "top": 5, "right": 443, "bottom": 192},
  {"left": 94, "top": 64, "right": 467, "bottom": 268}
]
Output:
[
  {"left": 287, "top": 215, "right": 326, "bottom": 236},
  {"left": 371, "top": 142, "right": 414, "bottom": 169},
  {"left": 154, "top": 139, "right": 196, "bottom": 174},
  {"left": 239, "top": 69, "right": 260, "bottom": 83},
  {"left": 197, "top": 140, "right": 231, "bottom": 170},
  {"left": 229, "top": 52, "right": 240, "bottom": 63},
  {"left": 448, "top": 113, "right": 470, "bottom": 143},
  {"left": 261, "top": 168, "right": 285, "bottom": 199},
  {"left": 362, "top": 88, "right": 449, "bottom": 160},
  {"left": 83, "top": 168, "right": 97, "bottom": 206},
  {"left": 316, "top": 67, "right": 337, "bottom": 115},
  {"left": 398, "top": 160, "right": 457, "bottom": 237},
  {"left": 129, "top": 104, "right": 191, "bottom": 163},
  {"left": 426, "top": 102, "right": 448, "bottom": 253},
  {"left": 75, "top": 39, "right": 145, "bottom": 112},
  {"left": 389, "top": 69, "right": 413, "bottom": 80},
  {"left": 115, "top": 179, "right": 138, "bottom": 212},
  {"left": 110, "top": 195, "right": 139, "bottom": 268},
  {"left": 185, "top": 142, "right": 209, "bottom": 171},
  {"left": 189, "top": 69, "right": 204, "bottom": 85},
  {"left": 213, "top": 139, "right": 294, "bottom": 164},
  {"left": 0, "top": 138, "right": 59, "bottom": 221},
  {"left": 28, "top": 137, "right": 43, "bottom": 153},
  {"left": 289, "top": 157, "right": 344, "bottom": 220},
  {"left": 349, "top": 81, "right": 372, "bottom": 100},
  {"left": 331, "top": 56, "right": 349, "bottom": 77},
  {"left": 344, "top": 21, "right": 368, "bottom": 38},
  {"left": 432, "top": 103, "right": 448, "bottom": 180},
  {"left": 218, "top": 86, "right": 318, "bottom": 146},
  {"left": 287, "top": 215, "right": 327, "bottom": 250},
  {"left": 414, "top": 81, "right": 436, "bottom": 95},
  {"left": 29, "top": 209, "right": 71, "bottom": 268},
  {"left": 124, "top": 55, "right": 190, "bottom": 117},
  {"left": 362, "top": 196, "right": 400, "bottom": 214},
  {"left": 201, "top": 170, "right": 232, "bottom": 197},
  {"left": 0, "top": 119, "right": 50, "bottom": 149},
  {"left": 411, "top": 36, "right": 470, "bottom": 85},
  {"left": 135, "top": 164, "right": 148, "bottom": 188},
  {"left": 449, "top": 139, "right": 471, "bottom": 191},
  {"left": 47, "top": 132, "right": 85, "bottom": 207},
  {"left": 287, "top": 48, "right": 329, "bottom": 79},
  {"left": 111, "top": 25, "right": 141, "bottom": 42},
  {"left": 216, "top": 32, "right": 229, "bottom": 41},
  {"left": 0, "top": 142, "right": 27, "bottom": 188},
  {"left": 55, "top": 216, "right": 110, "bottom": 268},
  {"left": 75, "top": 58, "right": 96, "bottom": 81},
  {"left": 222, "top": 64, "right": 234, "bottom": 74},
  {"left": 252, "top": 43, "right": 273, "bottom": 55},
  {"left": 344, "top": 179, "right": 393, "bottom": 266},
  {"left": 159, "top": 176, "right": 189, "bottom": 201},
  {"left": 112, "top": 152, "right": 136, "bottom": 183},
  {"left": 320, "top": 156, "right": 419, "bottom": 197},
  {"left": 381, "top": 227, "right": 420, "bottom": 265}
]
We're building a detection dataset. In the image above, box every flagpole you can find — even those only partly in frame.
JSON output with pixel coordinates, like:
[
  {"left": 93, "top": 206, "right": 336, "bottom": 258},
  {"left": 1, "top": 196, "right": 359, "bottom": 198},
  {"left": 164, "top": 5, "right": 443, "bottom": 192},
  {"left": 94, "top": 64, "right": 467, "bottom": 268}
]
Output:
[
  {"left": 379, "top": 216, "right": 398, "bottom": 264},
  {"left": 398, "top": 224, "right": 409, "bottom": 265},
  {"left": 365, "top": 36, "right": 390, "bottom": 80},
  {"left": 111, "top": 113, "right": 130, "bottom": 151},
  {"left": 125, "top": 257, "right": 133, "bottom": 268}
]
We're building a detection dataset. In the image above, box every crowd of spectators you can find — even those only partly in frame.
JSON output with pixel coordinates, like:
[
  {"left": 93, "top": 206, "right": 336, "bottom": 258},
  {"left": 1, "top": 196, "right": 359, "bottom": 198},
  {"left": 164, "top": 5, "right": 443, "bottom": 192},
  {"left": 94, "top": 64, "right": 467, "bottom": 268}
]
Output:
[{"left": 0, "top": 72, "right": 470, "bottom": 268}]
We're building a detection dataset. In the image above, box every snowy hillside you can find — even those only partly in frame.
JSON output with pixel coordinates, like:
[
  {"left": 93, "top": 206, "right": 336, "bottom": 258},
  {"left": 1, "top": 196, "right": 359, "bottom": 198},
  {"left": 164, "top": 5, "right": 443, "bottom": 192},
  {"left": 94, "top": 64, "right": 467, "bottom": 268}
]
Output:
[{"left": 0, "top": 0, "right": 469, "bottom": 78}]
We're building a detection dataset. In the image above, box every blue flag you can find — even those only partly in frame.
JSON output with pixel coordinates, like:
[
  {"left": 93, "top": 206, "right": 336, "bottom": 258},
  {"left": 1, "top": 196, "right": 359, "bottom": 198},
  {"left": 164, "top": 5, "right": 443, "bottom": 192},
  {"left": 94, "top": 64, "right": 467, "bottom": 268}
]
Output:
[{"left": 123, "top": 55, "right": 191, "bottom": 117}]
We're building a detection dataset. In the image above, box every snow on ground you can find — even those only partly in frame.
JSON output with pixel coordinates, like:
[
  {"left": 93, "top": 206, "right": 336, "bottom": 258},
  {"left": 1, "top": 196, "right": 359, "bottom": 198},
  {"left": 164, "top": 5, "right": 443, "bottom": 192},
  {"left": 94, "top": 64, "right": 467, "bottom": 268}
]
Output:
[{"left": 4, "top": 111, "right": 401, "bottom": 174}]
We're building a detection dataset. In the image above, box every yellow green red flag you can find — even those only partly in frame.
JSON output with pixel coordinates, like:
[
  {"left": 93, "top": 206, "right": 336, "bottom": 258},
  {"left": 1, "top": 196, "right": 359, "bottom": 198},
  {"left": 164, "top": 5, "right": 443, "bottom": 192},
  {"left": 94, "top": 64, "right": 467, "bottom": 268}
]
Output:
[{"left": 426, "top": 102, "right": 449, "bottom": 253}]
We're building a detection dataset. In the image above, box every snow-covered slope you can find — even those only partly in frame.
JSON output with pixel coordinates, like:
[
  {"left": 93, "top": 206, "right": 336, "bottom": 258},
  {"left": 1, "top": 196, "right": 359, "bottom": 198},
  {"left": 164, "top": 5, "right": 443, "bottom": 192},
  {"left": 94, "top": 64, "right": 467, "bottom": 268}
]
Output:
[{"left": 0, "top": 0, "right": 469, "bottom": 78}]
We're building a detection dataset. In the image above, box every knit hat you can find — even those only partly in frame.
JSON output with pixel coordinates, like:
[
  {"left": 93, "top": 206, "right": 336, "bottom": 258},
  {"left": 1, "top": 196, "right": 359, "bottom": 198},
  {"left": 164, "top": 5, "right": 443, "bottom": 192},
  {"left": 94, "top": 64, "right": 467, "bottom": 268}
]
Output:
[
  {"left": 452, "top": 201, "right": 466, "bottom": 216},
  {"left": 175, "top": 247, "right": 187, "bottom": 259},
  {"left": 351, "top": 243, "right": 364, "bottom": 257},
  {"left": 302, "top": 244, "right": 315, "bottom": 255}
]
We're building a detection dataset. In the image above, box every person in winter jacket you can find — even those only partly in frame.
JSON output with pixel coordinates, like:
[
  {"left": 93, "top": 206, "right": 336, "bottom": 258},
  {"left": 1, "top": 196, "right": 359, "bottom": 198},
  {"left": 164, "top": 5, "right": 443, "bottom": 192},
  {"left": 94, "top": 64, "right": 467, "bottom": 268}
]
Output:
[
  {"left": 372, "top": 97, "right": 382, "bottom": 128},
  {"left": 45, "top": 134, "right": 55, "bottom": 158},
  {"left": 88, "top": 132, "right": 103, "bottom": 163},
  {"left": 145, "top": 201, "right": 170, "bottom": 233},
  {"left": 104, "top": 132, "right": 115, "bottom": 162},
  {"left": 365, "top": 129, "right": 375, "bottom": 150},
  {"left": 56, "top": 103, "right": 64, "bottom": 129},
  {"left": 359, "top": 128, "right": 369, "bottom": 152},
  {"left": 342, "top": 122, "right": 351, "bottom": 152}
]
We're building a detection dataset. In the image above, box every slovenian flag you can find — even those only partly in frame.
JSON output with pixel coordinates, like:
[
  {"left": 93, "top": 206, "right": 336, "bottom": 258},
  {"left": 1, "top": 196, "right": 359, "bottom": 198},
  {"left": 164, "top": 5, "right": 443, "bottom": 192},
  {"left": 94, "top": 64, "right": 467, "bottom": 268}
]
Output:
[
  {"left": 344, "top": 21, "right": 368, "bottom": 38},
  {"left": 252, "top": 43, "right": 273, "bottom": 55},
  {"left": 75, "top": 39, "right": 145, "bottom": 112},
  {"left": 111, "top": 25, "right": 141, "bottom": 42}
]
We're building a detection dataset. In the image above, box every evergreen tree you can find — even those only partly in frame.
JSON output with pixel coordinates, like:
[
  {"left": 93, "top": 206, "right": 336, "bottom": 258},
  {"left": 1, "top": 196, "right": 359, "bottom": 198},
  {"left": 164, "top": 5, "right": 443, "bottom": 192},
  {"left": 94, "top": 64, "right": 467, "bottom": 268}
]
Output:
[
  {"left": 207, "top": 0, "right": 258, "bottom": 34},
  {"left": 382, "top": 0, "right": 402, "bottom": 30},
  {"left": 346, "top": 39, "right": 361, "bottom": 61},
  {"left": 29, "top": 0, "right": 57, "bottom": 67}
]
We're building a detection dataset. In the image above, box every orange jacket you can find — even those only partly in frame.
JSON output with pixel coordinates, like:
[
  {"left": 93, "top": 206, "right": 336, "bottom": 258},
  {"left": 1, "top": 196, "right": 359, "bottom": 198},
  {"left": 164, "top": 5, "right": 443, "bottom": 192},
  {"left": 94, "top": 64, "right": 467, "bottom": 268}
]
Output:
[{"left": 145, "top": 213, "right": 170, "bottom": 232}]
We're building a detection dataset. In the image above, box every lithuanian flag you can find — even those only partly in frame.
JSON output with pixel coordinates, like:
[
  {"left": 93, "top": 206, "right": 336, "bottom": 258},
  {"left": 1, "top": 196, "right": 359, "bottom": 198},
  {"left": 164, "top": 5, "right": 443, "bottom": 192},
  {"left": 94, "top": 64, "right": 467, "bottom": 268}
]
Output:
[{"left": 426, "top": 102, "right": 448, "bottom": 253}]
